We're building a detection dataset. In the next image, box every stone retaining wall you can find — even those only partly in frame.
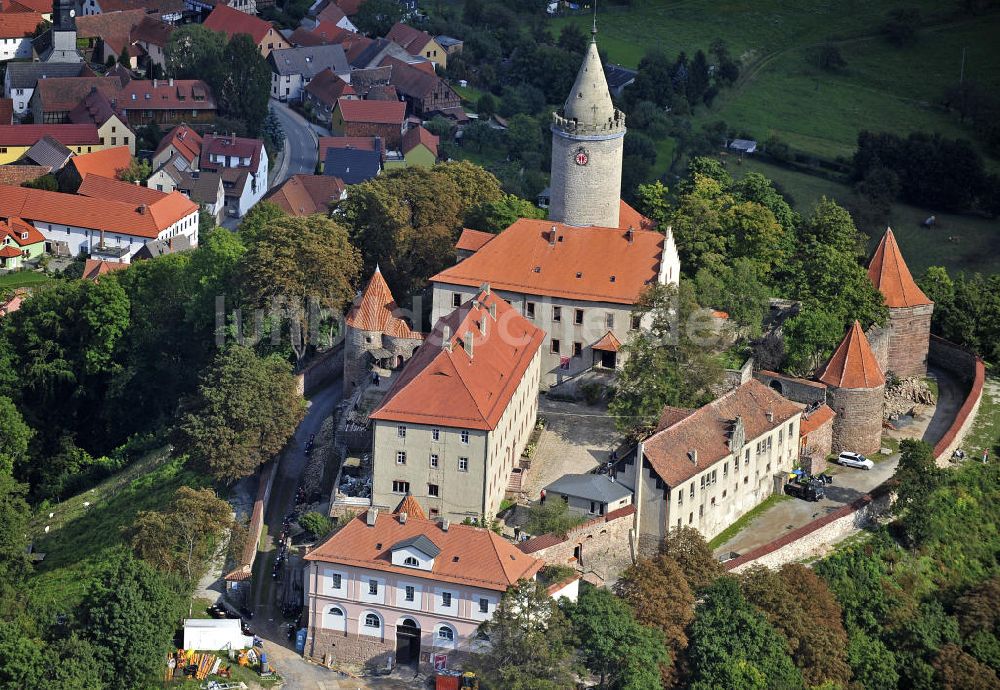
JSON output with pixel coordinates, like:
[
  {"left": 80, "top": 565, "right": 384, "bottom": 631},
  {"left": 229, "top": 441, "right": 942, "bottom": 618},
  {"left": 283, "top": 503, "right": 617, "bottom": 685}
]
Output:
[
  {"left": 725, "top": 336, "right": 984, "bottom": 572},
  {"left": 519, "top": 505, "right": 635, "bottom": 584}
]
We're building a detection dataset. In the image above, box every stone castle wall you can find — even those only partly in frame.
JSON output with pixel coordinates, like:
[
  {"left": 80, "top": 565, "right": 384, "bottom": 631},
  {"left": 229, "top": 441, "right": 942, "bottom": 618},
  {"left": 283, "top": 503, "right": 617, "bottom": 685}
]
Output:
[
  {"left": 520, "top": 506, "right": 635, "bottom": 584},
  {"left": 827, "top": 384, "right": 884, "bottom": 455},
  {"left": 886, "top": 304, "right": 933, "bottom": 378},
  {"left": 866, "top": 324, "right": 891, "bottom": 374},
  {"left": 755, "top": 370, "right": 827, "bottom": 406},
  {"left": 343, "top": 325, "right": 378, "bottom": 391},
  {"left": 548, "top": 127, "right": 624, "bottom": 228}
]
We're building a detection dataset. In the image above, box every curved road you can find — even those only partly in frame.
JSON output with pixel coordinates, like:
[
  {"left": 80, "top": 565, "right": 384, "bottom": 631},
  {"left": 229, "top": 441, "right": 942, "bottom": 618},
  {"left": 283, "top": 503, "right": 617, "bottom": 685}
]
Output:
[{"left": 269, "top": 102, "right": 328, "bottom": 187}]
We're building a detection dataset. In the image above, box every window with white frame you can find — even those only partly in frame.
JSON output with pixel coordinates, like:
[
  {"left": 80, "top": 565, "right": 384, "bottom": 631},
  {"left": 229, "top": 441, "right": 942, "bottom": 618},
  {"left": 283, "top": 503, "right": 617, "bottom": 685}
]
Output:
[
  {"left": 437, "top": 626, "right": 454, "bottom": 641},
  {"left": 432, "top": 428, "right": 440, "bottom": 441},
  {"left": 364, "top": 613, "right": 380, "bottom": 628},
  {"left": 458, "top": 457, "right": 468, "bottom": 472},
  {"left": 403, "top": 556, "right": 419, "bottom": 567},
  {"left": 392, "top": 480, "right": 410, "bottom": 494},
  {"left": 396, "top": 451, "right": 407, "bottom": 465},
  {"left": 460, "top": 430, "right": 469, "bottom": 444},
  {"left": 397, "top": 425, "right": 406, "bottom": 438},
  {"left": 430, "top": 453, "right": 439, "bottom": 468}
]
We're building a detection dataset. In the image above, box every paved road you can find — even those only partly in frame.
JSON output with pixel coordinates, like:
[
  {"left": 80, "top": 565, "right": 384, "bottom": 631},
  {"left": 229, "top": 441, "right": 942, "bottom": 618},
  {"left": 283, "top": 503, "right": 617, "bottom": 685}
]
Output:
[{"left": 270, "top": 102, "right": 327, "bottom": 187}]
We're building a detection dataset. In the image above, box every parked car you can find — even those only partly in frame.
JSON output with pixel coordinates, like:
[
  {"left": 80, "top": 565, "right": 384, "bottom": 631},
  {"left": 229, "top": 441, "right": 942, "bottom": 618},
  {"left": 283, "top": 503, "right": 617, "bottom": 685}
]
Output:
[
  {"left": 717, "top": 551, "right": 741, "bottom": 564},
  {"left": 837, "top": 451, "right": 874, "bottom": 470},
  {"left": 785, "top": 480, "right": 825, "bottom": 502}
]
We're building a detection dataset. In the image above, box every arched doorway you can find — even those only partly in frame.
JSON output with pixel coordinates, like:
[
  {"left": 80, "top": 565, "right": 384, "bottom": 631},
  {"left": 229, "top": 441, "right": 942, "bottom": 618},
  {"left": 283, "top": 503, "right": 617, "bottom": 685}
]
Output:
[
  {"left": 396, "top": 618, "right": 421, "bottom": 666},
  {"left": 769, "top": 380, "right": 784, "bottom": 395}
]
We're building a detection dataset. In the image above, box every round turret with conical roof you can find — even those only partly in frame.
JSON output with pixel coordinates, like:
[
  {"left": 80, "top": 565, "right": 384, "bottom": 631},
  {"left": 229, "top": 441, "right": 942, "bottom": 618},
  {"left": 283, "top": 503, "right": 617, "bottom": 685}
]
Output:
[{"left": 817, "top": 320, "right": 886, "bottom": 456}]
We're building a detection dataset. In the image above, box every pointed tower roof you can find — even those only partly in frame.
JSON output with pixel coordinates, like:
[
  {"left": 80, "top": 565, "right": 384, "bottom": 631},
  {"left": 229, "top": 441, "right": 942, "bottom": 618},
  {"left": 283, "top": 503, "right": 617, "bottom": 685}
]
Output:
[
  {"left": 393, "top": 494, "right": 427, "bottom": 521},
  {"left": 817, "top": 321, "right": 885, "bottom": 389},
  {"left": 561, "top": 36, "right": 616, "bottom": 125},
  {"left": 867, "top": 228, "right": 932, "bottom": 308},
  {"left": 345, "top": 269, "right": 423, "bottom": 338}
]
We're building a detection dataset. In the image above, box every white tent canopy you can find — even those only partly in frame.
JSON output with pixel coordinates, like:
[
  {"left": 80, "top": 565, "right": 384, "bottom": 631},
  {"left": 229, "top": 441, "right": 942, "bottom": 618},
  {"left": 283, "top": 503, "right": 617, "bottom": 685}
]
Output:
[{"left": 183, "top": 619, "right": 254, "bottom": 651}]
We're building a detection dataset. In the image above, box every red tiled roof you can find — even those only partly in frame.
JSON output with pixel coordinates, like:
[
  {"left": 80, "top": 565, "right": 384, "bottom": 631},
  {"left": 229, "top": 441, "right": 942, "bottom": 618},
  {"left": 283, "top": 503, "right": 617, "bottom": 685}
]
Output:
[
  {"left": 3, "top": 0, "right": 50, "bottom": 12},
  {"left": 289, "top": 21, "right": 350, "bottom": 47},
  {"left": 88, "top": 0, "right": 184, "bottom": 13},
  {"left": 203, "top": 3, "right": 273, "bottom": 45},
  {"left": 303, "top": 68, "right": 355, "bottom": 106},
  {"left": 592, "top": 330, "right": 621, "bottom": 352},
  {"left": 130, "top": 15, "right": 173, "bottom": 47},
  {"left": 642, "top": 380, "right": 802, "bottom": 487},
  {"left": 0, "top": 11, "right": 41, "bottom": 39},
  {"left": 369, "top": 288, "right": 544, "bottom": 430},
  {"left": 816, "top": 320, "right": 886, "bottom": 389},
  {"left": 336, "top": 97, "right": 405, "bottom": 125},
  {"left": 344, "top": 267, "right": 422, "bottom": 338},
  {"left": 0, "top": 217, "right": 44, "bottom": 246},
  {"left": 0, "top": 184, "right": 196, "bottom": 238},
  {"left": 433, "top": 219, "right": 664, "bottom": 305},
  {"left": 68, "top": 88, "right": 127, "bottom": 128},
  {"left": 0, "top": 124, "right": 100, "bottom": 147},
  {"left": 119, "top": 79, "right": 216, "bottom": 111},
  {"left": 402, "top": 125, "right": 438, "bottom": 157},
  {"left": 386, "top": 22, "right": 432, "bottom": 55},
  {"left": 263, "top": 174, "right": 345, "bottom": 216},
  {"left": 305, "top": 511, "right": 543, "bottom": 591},
  {"left": 0, "top": 164, "right": 51, "bottom": 186},
  {"left": 154, "top": 124, "right": 202, "bottom": 165},
  {"left": 69, "top": 146, "right": 132, "bottom": 180},
  {"left": 82, "top": 258, "right": 128, "bottom": 281},
  {"left": 318, "top": 135, "right": 379, "bottom": 161},
  {"left": 78, "top": 173, "right": 168, "bottom": 205},
  {"left": 200, "top": 133, "right": 263, "bottom": 172},
  {"left": 799, "top": 404, "right": 835, "bottom": 436},
  {"left": 335, "top": 0, "right": 364, "bottom": 16},
  {"left": 76, "top": 9, "right": 145, "bottom": 54},
  {"left": 456, "top": 228, "right": 494, "bottom": 253},
  {"left": 0, "top": 245, "right": 20, "bottom": 258},
  {"left": 656, "top": 406, "right": 695, "bottom": 431},
  {"left": 867, "top": 227, "right": 932, "bottom": 309},
  {"left": 315, "top": 2, "right": 346, "bottom": 24},
  {"left": 618, "top": 199, "right": 655, "bottom": 231},
  {"left": 393, "top": 494, "right": 427, "bottom": 521}
]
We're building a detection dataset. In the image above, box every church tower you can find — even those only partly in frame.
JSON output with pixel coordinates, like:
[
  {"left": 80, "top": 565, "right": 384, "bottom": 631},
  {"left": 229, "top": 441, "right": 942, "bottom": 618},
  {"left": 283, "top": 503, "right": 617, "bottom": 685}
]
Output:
[
  {"left": 548, "top": 24, "right": 626, "bottom": 228},
  {"left": 41, "top": 0, "right": 83, "bottom": 63}
]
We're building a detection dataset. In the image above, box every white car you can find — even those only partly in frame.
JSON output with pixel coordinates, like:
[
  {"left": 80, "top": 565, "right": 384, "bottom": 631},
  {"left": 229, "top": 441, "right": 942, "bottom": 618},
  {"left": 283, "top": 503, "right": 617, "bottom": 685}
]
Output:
[{"left": 837, "top": 451, "right": 874, "bottom": 470}]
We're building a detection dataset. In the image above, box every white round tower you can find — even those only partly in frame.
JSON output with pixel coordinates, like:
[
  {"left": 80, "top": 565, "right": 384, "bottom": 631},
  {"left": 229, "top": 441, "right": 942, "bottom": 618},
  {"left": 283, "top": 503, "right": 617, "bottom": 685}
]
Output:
[{"left": 548, "top": 29, "right": 626, "bottom": 228}]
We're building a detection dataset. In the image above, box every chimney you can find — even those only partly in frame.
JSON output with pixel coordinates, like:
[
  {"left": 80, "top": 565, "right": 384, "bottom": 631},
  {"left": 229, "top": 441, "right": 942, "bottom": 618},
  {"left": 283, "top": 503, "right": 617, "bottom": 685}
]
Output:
[
  {"left": 441, "top": 520, "right": 450, "bottom": 532},
  {"left": 766, "top": 409, "right": 774, "bottom": 423},
  {"left": 169, "top": 78, "right": 174, "bottom": 87},
  {"left": 625, "top": 227, "right": 634, "bottom": 244},
  {"left": 488, "top": 302, "right": 496, "bottom": 320},
  {"left": 137, "top": 204, "right": 147, "bottom": 215},
  {"left": 548, "top": 226, "right": 557, "bottom": 246},
  {"left": 480, "top": 282, "right": 490, "bottom": 295},
  {"left": 399, "top": 512, "right": 408, "bottom": 524},
  {"left": 463, "top": 330, "right": 474, "bottom": 358},
  {"left": 479, "top": 317, "right": 487, "bottom": 336},
  {"left": 365, "top": 507, "right": 379, "bottom": 526},
  {"left": 441, "top": 325, "right": 452, "bottom": 352},
  {"left": 99, "top": 227, "right": 105, "bottom": 249},
  {"left": 153, "top": 78, "right": 158, "bottom": 88},
  {"left": 688, "top": 449, "right": 698, "bottom": 466}
]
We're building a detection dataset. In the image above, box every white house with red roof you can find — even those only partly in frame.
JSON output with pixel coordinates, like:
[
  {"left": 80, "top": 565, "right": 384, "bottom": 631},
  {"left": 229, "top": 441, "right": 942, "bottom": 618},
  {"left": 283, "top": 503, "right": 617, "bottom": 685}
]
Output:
[
  {"left": 0, "top": 183, "right": 198, "bottom": 262},
  {"left": 302, "top": 499, "right": 575, "bottom": 674},
  {"left": 199, "top": 133, "right": 268, "bottom": 217},
  {"left": 369, "top": 285, "right": 544, "bottom": 522}
]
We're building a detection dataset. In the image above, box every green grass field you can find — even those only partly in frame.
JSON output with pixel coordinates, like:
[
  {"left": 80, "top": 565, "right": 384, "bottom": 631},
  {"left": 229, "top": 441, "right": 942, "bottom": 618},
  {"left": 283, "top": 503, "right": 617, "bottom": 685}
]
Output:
[
  {"left": 26, "top": 449, "right": 208, "bottom": 615},
  {"left": 728, "top": 157, "right": 1000, "bottom": 276},
  {"left": 0, "top": 271, "right": 53, "bottom": 291}
]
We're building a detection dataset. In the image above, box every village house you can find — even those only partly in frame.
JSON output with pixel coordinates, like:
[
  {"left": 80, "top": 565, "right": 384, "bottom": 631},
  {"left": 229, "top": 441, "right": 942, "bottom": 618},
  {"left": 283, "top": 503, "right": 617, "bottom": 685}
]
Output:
[
  {"left": 268, "top": 44, "right": 350, "bottom": 102},
  {"left": 0, "top": 11, "right": 42, "bottom": 61},
  {"left": 331, "top": 98, "right": 406, "bottom": 148},
  {"left": 309, "top": 0, "right": 357, "bottom": 32},
  {"left": 369, "top": 286, "right": 544, "bottom": 522},
  {"left": 2, "top": 0, "right": 51, "bottom": 19},
  {"left": 118, "top": 78, "right": 217, "bottom": 126},
  {"left": 303, "top": 68, "right": 356, "bottom": 124},
  {"left": 263, "top": 173, "right": 345, "bottom": 216},
  {"left": 175, "top": 170, "right": 225, "bottom": 223},
  {"left": 0, "top": 183, "right": 198, "bottom": 262},
  {"left": 303, "top": 501, "right": 573, "bottom": 674},
  {"left": 616, "top": 380, "right": 802, "bottom": 550},
  {"left": 76, "top": 9, "right": 146, "bottom": 66},
  {"left": 129, "top": 15, "right": 174, "bottom": 72},
  {"left": 4, "top": 62, "right": 87, "bottom": 115},
  {"left": 430, "top": 214, "right": 678, "bottom": 387},
  {"left": 0, "top": 217, "right": 45, "bottom": 269},
  {"left": 386, "top": 22, "right": 447, "bottom": 69},
  {"left": 434, "top": 35, "right": 462, "bottom": 57},
  {"left": 81, "top": 257, "right": 127, "bottom": 280},
  {"left": 19, "top": 136, "right": 73, "bottom": 169},
  {"left": 384, "top": 57, "right": 460, "bottom": 119},
  {"left": 29, "top": 75, "right": 124, "bottom": 124},
  {"left": 199, "top": 133, "right": 268, "bottom": 217},
  {"left": 68, "top": 88, "right": 135, "bottom": 154},
  {"left": 203, "top": 4, "right": 290, "bottom": 58},
  {"left": 542, "top": 473, "right": 633, "bottom": 518},
  {"left": 385, "top": 125, "right": 437, "bottom": 169},
  {"left": 80, "top": 0, "right": 185, "bottom": 23},
  {"left": 289, "top": 20, "right": 351, "bottom": 48},
  {"left": 322, "top": 145, "right": 381, "bottom": 185},
  {"left": 151, "top": 123, "right": 201, "bottom": 170},
  {"left": 0, "top": 124, "right": 106, "bottom": 164},
  {"left": 347, "top": 37, "right": 428, "bottom": 71},
  {"left": 58, "top": 145, "right": 132, "bottom": 190}
]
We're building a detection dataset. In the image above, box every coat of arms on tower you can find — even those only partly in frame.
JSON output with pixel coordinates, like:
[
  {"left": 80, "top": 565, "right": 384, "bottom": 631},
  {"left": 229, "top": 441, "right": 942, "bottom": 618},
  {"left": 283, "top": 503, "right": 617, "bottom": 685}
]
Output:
[{"left": 573, "top": 147, "right": 590, "bottom": 166}]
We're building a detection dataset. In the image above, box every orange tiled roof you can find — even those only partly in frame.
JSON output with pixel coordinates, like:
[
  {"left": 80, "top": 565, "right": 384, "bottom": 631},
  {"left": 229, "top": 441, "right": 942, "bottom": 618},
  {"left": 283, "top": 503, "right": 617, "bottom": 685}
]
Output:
[
  {"left": 0, "top": 184, "right": 196, "bottom": 238},
  {"left": 3, "top": 0, "right": 50, "bottom": 12},
  {"left": 402, "top": 125, "right": 438, "bottom": 157},
  {"left": 433, "top": 219, "right": 664, "bottom": 305},
  {"left": 867, "top": 227, "right": 932, "bottom": 308},
  {"left": 78, "top": 173, "right": 168, "bottom": 205},
  {"left": 154, "top": 124, "right": 202, "bottom": 166},
  {"left": 394, "top": 494, "right": 426, "bottom": 521},
  {"left": 82, "top": 258, "right": 128, "bottom": 281},
  {"left": 69, "top": 146, "right": 132, "bottom": 180},
  {"left": 0, "top": 217, "right": 44, "bottom": 246},
  {"left": 592, "top": 330, "right": 622, "bottom": 352},
  {"left": 369, "top": 288, "right": 545, "bottom": 430},
  {"left": 642, "top": 380, "right": 802, "bottom": 487},
  {"left": 318, "top": 135, "right": 379, "bottom": 162},
  {"left": 263, "top": 174, "right": 345, "bottom": 216},
  {"left": 386, "top": 22, "right": 432, "bottom": 55},
  {"left": 344, "top": 267, "right": 422, "bottom": 338},
  {"left": 304, "top": 511, "right": 543, "bottom": 591},
  {"left": 0, "top": 245, "right": 20, "bottom": 259},
  {"left": 816, "top": 321, "right": 885, "bottom": 389},
  {"left": 455, "top": 228, "right": 494, "bottom": 253},
  {"left": 118, "top": 79, "right": 216, "bottom": 111},
  {"left": 618, "top": 199, "right": 656, "bottom": 231},
  {"left": 799, "top": 403, "right": 835, "bottom": 436},
  {"left": 0, "top": 11, "right": 42, "bottom": 39},
  {"left": 336, "top": 97, "right": 405, "bottom": 125},
  {"left": 203, "top": 3, "right": 274, "bottom": 45},
  {"left": 75, "top": 9, "right": 145, "bottom": 54}
]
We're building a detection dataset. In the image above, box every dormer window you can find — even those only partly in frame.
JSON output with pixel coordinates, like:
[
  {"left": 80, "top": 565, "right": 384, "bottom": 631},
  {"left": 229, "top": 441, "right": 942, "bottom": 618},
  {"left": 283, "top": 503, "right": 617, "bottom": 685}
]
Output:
[{"left": 403, "top": 556, "right": 419, "bottom": 567}]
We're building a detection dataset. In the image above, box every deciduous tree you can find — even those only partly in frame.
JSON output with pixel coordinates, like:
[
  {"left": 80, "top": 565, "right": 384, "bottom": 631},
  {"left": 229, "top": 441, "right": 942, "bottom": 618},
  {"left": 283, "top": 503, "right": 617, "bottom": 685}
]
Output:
[
  {"left": 0, "top": 397, "right": 32, "bottom": 477},
  {"left": 892, "top": 439, "right": 942, "bottom": 546},
  {"left": 465, "top": 193, "right": 545, "bottom": 233},
  {"left": 173, "top": 345, "right": 305, "bottom": 483},
  {"left": 657, "top": 525, "right": 722, "bottom": 594},
  {"left": 215, "top": 34, "right": 271, "bottom": 136},
  {"left": 165, "top": 24, "right": 225, "bottom": 80}
]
